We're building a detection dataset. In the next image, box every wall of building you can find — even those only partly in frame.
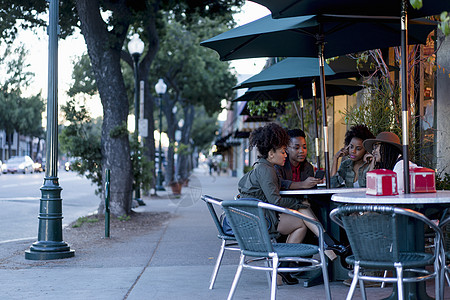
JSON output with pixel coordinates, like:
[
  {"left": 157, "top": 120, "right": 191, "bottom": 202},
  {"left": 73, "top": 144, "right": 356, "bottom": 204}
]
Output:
[{"left": 436, "top": 32, "right": 450, "bottom": 173}]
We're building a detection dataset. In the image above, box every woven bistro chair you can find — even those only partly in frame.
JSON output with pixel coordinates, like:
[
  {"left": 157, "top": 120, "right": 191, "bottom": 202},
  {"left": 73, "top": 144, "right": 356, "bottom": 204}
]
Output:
[
  {"left": 439, "top": 216, "right": 450, "bottom": 289},
  {"left": 201, "top": 195, "right": 240, "bottom": 290},
  {"left": 330, "top": 205, "right": 443, "bottom": 300},
  {"left": 221, "top": 199, "right": 331, "bottom": 300}
]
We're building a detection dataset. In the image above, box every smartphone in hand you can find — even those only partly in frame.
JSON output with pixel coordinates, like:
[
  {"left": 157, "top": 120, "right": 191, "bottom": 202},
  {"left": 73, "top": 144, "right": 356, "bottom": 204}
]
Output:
[{"left": 314, "top": 170, "right": 325, "bottom": 179}]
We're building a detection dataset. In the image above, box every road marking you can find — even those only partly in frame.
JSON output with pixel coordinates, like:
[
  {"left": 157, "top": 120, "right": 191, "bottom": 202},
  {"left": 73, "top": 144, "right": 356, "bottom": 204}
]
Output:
[
  {"left": 2, "top": 184, "right": 19, "bottom": 188},
  {"left": 0, "top": 197, "right": 40, "bottom": 201},
  {"left": 0, "top": 237, "right": 36, "bottom": 244}
]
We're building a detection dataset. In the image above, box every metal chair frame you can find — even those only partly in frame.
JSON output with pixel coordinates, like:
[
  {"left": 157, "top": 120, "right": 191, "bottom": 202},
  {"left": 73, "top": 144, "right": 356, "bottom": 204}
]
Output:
[
  {"left": 201, "top": 195, "right": 240, "bottom": 290},
  {"left": 330, "top": 205, "right": 443, "bottom": 300},
  {"left": 439, "top": 216, "right": 450, "bottom": 289},
  {"left": 221, "top": 198, "right": 331, "bottom": 300}
]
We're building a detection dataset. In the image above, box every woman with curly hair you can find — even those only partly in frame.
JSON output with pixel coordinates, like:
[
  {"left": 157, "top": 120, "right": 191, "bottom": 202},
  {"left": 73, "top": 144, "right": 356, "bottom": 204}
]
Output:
[
  {"left": 238, "top": 123, "right": 343, "bottom": 285},
  {"left": 330, "top": 124, "right": 375, "bottom": 188}
]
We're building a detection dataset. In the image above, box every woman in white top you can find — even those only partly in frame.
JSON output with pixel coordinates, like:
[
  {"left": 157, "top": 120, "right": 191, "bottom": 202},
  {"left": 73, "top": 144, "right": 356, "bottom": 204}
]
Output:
[{"left": 363, "top": 131, "right": 417, "bottom": 193}]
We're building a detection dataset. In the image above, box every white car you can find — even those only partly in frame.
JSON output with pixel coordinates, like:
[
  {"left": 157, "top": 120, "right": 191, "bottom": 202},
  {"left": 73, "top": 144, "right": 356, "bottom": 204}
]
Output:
[{"left": 2, "top": 156, "right": 35, "bottom": 174}]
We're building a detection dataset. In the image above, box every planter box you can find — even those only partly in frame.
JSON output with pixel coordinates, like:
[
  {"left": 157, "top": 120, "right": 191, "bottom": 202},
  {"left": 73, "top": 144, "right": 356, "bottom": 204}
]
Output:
[{"left": 366, "top": 169, "right": 398, "bottom": 196}]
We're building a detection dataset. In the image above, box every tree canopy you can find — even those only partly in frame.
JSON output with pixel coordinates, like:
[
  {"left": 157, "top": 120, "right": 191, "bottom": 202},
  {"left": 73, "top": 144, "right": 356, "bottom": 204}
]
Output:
[
  {"left": 1, "top": 0, "right": 243, "bottom": 215},
  {"left": 0, "top": 44, "right": 44, "bottom": 157}
]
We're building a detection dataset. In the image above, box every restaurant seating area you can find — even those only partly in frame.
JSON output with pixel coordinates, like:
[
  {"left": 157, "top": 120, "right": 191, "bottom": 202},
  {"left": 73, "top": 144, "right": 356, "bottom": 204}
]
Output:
[{"left": 202, "top": 191, "right": 450, "bottom": 299}]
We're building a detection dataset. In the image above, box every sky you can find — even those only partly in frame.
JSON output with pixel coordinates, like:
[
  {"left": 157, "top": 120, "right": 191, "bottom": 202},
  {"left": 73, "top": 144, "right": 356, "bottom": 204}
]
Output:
[
  {"left": 230, "top": 2, "right": 270, "bottom": 75},
  {"left": 16, "top": 1, "right": 270, "bottom": 119}
]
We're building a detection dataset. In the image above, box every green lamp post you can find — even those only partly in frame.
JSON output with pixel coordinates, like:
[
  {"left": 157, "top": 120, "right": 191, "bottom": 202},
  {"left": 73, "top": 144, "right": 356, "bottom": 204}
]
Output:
[
  {"left": 25, "top": 0, "right": 74, "bottom": 260},
  {"left": 155, "top": 78, "right": 167, "bottom": 191},
  {"left": 128, "top": 34, "right": 146, "bottom": 206}
]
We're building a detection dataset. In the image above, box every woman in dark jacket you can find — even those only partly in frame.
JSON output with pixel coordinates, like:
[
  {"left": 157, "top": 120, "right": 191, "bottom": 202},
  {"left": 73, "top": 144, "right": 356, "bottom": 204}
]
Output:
[{"left": 238, "top": 123, "right": 345, "bottom": 284}]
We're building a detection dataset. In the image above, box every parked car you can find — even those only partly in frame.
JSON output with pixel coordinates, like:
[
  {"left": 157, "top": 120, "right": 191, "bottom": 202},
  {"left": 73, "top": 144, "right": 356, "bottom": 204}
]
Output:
[
  {"left": 2, "top": 156, "right": 35, "bottom": 174},
  {"left": 33, "top": 160, "right": 43, "bottom": 173},
  {"left": 0, "top": 160, "right": 2, "bottom": 175}
]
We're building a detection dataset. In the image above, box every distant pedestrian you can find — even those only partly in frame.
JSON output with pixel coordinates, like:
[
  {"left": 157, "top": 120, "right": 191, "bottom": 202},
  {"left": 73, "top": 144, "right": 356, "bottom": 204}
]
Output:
[{"left": 207, "top": 159, "right": 214, "bottom": 176}]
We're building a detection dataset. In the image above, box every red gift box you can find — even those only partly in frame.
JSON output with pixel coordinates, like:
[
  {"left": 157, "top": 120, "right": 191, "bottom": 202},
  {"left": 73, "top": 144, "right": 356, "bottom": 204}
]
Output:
[
  {"left": 409, "top": 167, "right": 436, "bottom": 193},
  {"left": 366, "top": 169, "right": 398, "bottom": 196}
]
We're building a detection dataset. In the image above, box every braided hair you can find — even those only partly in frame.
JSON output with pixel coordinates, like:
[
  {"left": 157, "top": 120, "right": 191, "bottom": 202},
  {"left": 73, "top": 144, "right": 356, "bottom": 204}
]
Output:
[
  {"left": 249, "top": 123, "right": 289, "bottom": 159},
  {"left": 344, "top": 124, "right": 375, "bottom": 146},
  {"left": 376, "top": 143, "right": 401, "bottom": 170}
]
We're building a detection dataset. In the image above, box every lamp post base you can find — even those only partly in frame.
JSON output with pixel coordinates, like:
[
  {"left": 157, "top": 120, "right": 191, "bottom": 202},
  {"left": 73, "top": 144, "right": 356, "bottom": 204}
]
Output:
[
  {"left": 156, "top": 185, "right": 166, "bottom": 191},
  {"left": 25, "top": 243, "right": 75, "bottom": 260},
  {"left": 156, "top": 169, "right": 165, "bottom": 191},
  {"left": 135, "top": 198, "right": 146, "bottom": 206},
  {"left": 135, "top": 188, "right": 145, "bottom": 205},
  {"left": 25, "top": 177, "right": 75, "bottom": 260}
]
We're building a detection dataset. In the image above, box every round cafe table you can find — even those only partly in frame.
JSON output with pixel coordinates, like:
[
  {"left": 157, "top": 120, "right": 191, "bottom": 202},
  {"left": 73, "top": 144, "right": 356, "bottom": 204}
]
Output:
[{"left": 332, "top": 190, "right": 450, "bottom": 300}]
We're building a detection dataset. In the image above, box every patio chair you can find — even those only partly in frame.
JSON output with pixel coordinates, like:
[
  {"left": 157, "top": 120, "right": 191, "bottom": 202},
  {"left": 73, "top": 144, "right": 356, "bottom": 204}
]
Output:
[
  {"left": 330, "top": 205, "right": 443, "bottom": 300},
  {"left": 221, "top": 199, "right": 331, "bottom": 300},
  {"left": 201, "top": 195, "right": 240, "bottom": 289},
  {"left": 439, "top": 215, "right": 450, "bottom": 289}
]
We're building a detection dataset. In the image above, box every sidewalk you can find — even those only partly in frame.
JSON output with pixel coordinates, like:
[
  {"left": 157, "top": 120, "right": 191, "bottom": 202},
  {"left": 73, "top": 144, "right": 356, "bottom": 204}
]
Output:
[{"left": 0, "top": 166, "right": 446, "bottom": 299}]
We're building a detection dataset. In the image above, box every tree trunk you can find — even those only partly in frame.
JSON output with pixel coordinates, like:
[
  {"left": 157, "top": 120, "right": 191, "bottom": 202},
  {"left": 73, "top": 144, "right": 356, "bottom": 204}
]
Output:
[
  {"left": 177, "top": 104, "right": 194, "bottom": 182},
  {"left": 162, "top": 94, "right": 178, "bottom": 183},
  {"left": 76, "top": 0, "right": 133, "bottom": 216},
  {"left": 6, "top": 130, "right": 12, "bottom": 159}
]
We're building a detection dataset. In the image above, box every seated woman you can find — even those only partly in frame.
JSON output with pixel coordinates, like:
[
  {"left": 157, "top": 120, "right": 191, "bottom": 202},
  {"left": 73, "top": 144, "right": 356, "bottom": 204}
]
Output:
[
  {"left": 238, "top": 123, "right": 346, "bottom": 285},
  {"left": 363, "top": 131, "right": 417, "bottom": 193},
  {"left": 330, "top": 124, "right": 375, "bottom": 188}
]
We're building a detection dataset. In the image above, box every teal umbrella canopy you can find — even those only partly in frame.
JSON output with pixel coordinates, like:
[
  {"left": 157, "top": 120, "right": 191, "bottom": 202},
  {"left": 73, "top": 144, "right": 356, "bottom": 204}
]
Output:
[
  {"left": 233, "top": 79, "right": 363, "bottom": 102},
  {"left": 251, "top": 0, "right": 450, "bottom": 19},
  {"left": 234, "top": 57, "right": 335, "bottom": 89},
  {"left": 201, "top": 14, "right": 435, "bottom": 61}
]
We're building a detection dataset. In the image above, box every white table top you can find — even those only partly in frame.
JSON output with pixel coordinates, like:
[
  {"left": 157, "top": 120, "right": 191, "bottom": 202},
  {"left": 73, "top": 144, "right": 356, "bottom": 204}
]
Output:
[
  {"left": 331, "top": 190, "right": 450, "bottom": 204},
  {"left": 280, "top": 187, "right": 366, "bottom": 195}
]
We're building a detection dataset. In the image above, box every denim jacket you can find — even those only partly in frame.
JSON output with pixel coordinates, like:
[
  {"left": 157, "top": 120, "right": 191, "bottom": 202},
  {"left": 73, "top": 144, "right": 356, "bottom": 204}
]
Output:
[{"left": 330, "top": 158, "right": 370, "bottom": 188}]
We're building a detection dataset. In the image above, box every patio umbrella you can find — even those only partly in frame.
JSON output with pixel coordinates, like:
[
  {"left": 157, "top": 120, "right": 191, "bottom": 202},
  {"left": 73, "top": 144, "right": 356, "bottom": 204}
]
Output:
[
  {"left": 250, "top": 0, "right": 449, "bottom": 194},
  {"left": 201, "top": 14, "right": 435, "bottom": 187},
  {"left": 233, "top": 79, "right": 362, "bottom": 102},
  {"left": 233, "top": 79, "right": 363, "bottom": 168},
  {"left": 250, "top": 0, "right": 450, "bottom": 19}
]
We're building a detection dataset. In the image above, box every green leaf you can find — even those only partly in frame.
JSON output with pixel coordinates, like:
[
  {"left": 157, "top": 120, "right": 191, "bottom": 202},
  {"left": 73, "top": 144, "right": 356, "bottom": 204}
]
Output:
[
  {"left": 410, "top": 0, "right": 423, "bottom": 10},
  {"left": 439, "top": 12, "right": 450, "bottom": 36}
]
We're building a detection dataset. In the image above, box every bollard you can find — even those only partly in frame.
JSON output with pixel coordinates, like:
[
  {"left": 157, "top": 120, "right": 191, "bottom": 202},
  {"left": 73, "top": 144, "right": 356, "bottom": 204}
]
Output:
[{"left": 105, "top": 169, "right": 110, "bottom": 238}]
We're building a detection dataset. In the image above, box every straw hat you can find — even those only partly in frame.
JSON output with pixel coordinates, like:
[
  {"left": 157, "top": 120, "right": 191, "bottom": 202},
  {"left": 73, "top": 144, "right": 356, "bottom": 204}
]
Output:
[{"left": 363, "top": 132, "right": 402, "bottom": 153}]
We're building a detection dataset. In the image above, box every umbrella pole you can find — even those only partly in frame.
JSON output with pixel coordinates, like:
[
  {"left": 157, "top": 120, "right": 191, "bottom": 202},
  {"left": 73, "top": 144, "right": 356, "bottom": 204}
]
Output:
[
  {"left": 401, "top": 0, "right": 411, "bottom": 194},
  {"left": 311, "top": 81, "right": 320, "bottom": 170},
  {"left": 318, "top": 43, "right": 331, "bottom": 188},
  {"left": 297, "top": 89, "right": 305, "bottom": 132}
]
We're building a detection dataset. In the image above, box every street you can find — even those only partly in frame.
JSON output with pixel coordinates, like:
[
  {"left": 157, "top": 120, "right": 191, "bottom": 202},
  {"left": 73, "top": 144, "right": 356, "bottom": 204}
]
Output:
[{"left": 0, "top": 170, "right": 100, "bottom": 243}]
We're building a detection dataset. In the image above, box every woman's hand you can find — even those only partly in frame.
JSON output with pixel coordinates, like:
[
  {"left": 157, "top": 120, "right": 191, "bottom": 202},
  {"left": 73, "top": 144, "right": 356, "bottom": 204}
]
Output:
[
  {"left": 363, "top": 153, "right": 375, "bottom": 170},
  {"left": 290, "top": 177, "right": 322, "bottom": 189},
  {"left": 334, "top": 146, "right": 349, "bottom": 160}
]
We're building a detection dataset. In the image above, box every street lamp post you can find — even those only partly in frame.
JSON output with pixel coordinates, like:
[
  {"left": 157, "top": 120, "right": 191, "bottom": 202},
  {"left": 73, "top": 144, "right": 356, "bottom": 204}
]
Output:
[
  {"left": 155, "top": 79, "right": 167, "bottom": 191},
  {"left": 25, "top": 0, "right": 74, "bottom": 260},
  {"left": 128, "top": 34, "right": 145, "bottom": 206}
]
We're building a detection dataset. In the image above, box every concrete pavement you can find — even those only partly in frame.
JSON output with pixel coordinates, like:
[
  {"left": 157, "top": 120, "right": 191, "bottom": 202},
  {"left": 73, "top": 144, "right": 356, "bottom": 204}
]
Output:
[{"left": 0, "top": 165, "right": 447, "bottom": 299}]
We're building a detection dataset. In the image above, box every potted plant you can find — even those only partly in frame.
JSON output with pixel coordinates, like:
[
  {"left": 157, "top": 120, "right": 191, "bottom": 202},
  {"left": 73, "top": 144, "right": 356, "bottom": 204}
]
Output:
[{"left": 169, "top": 175, "right": 183, "bottom": 195}]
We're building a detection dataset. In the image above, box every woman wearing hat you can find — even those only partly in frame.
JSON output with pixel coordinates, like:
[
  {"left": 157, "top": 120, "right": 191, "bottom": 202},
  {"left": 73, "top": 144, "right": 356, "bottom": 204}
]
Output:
[{"left": 363, "top": 131, "right": 417, "bottom": 193}]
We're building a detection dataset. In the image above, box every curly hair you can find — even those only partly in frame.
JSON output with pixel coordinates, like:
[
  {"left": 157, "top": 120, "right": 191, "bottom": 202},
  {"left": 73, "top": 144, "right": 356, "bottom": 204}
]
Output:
[
  {"left": 344, "top": 124, "right": 375, "bottom": 146},
  {"left": 249, "top": 123, "right": 289, "bottom": 159}
]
